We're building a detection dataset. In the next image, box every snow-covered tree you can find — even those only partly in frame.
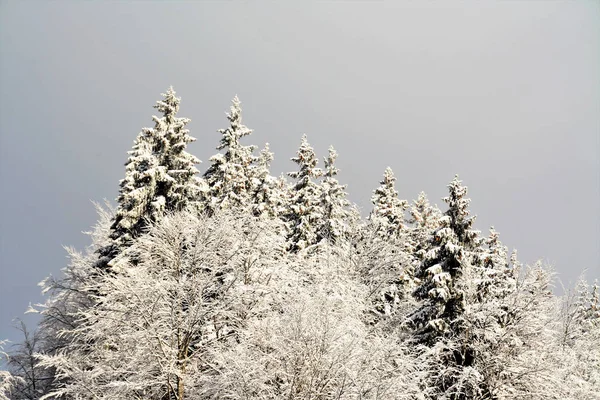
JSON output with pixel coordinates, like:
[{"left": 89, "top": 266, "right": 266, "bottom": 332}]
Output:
[
  {"left": 318, "top": 146, "right": 357, "bottom": 245},
  {"left": 37, "top": 210, "right": 284, "bottom": 400},
  {"left": 351, "top": 224, "right": 415, "bottom": 327},
  {"left": 6, "top": 323, "right": 56, "bottom": 400},
  {"left": 411, "top": 260, "right": 558, "bottom": 399},
  {"left": 284, "top": 135, "right": 324, "bottom": 252},
  {"left": 403, "top": 192, "right": 442, "bottom": 291},
  {"left": 369, "top": 167, "right": 409, "bottom": 240},
  {"left": 406, "top": 192, "right": 441, "bottom": 261},
  {"left": 19, "top": 203, "right": 116, "bottom": 399},
  {"left": 353, "top": 171, "right": 413, "bottom": 326},
  {"left": 98, "top": 87, "right": 203, "bottom": 267},
  {"left": 1, "top": 340, "right": 24, "bottom": 400},
  {"left": 406, "top": 175, "right": 482, "bottom": 341},
  {"left": 249, "top": 143, "right": 286, "bottom": 218},
  {"left": 553, "top": 277, "right": 600, "bottom": 397},
  {"left": 404, "top": 175, "right": 487, "bottom": 398},
  {"left": 205, "top": 245, "right": 419, "bottom": 400},
  {"left": 203, "top": 96, "right": 257, "bottom": 213}
]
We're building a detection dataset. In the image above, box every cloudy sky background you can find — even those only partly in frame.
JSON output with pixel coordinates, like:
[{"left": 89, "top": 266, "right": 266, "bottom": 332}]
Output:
[{"left": 1, "top": 1, "right": 599, "bottom": 345}]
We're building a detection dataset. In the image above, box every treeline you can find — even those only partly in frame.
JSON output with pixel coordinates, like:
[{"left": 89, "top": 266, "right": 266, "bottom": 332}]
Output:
[{"left": 2, "top": 88, "right": 598, "bottom": 400}]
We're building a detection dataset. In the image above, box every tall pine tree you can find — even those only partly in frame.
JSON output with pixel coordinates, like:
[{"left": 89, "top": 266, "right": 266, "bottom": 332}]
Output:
[
  {"left": 405, "top": 176, "right": 489, "bottom": 399},
  {"left": 249, "top": 143, "right": 286, "bottom": 218},
  {"left": 407, "top": 175, "right": 482, "bottom": 343},
  {"left": 369, "top": 167, "right": 409, "bottom": 240},
  {"left": 98, "top": 87, "right": 202, "bottom": 268},
  {"left": 285, "top": 135, "right": 323, "bottom": 252},
  {"left": 203, "top": 96, "right": 257, "bottom": 213},
  {"left": 318, "top": 146, "right": 357, "bottom": 244}
]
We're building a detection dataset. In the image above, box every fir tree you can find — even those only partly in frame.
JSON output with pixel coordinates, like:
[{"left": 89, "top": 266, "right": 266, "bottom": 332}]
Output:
[
  {"left": 409, "top": 176, "right": 480, "bottom": 343},
  {"left": 405, "top": 176, "right": 490, "bottom": 399},
  {"left": 203, "top": 96, "right": 257, "bottom": 213},
  {"left": 404, "top": 192, "right": 442, "bottom": 284},
  {"left": 477, "top": 227, "right": 516, "bottom": 306},
  {"left": 98, "top": 87, "right": 202, "bottom": 267},
  {"left": 318, "top": 146, "right": 356, "bottom": 244},
  {"left": 285, "top": 135, "right": 323, "bottom": 252},
  {"left": 406, "top": 175, "right": 482, "bottom": 344},
  {"left": 249, "top": 143, "right": 286, "bottom": 218},
  {"left": 369, "top": 167, "right": 409, "bottom": 240}
]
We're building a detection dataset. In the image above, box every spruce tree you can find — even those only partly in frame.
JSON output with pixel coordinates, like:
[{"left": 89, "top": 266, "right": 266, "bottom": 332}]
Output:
[
  {"left": 406, "top": 175, "right": 482, "bottom": 343},
  {"left": 249, "top": 143, "right": 286, "bottom": 218},
  {"left": 98, "top": 87, "right": 202, "bottom": 268},
  {"left": 405, "top": 176, "right": 490, "bottom": 399},
  {"left": 477, "top": 227, "right": 517, "bottom": 306},
  {"left": 405, "top": 192, "right": 442, "bottom": 280},
  {"left": 369, "top": 167, "right": 409, "bottom": 240},
  {"left": 285, "top": 135, "right": 323, "bottom": 252},
  {"left": 203, "top": 96, "right": 257, "bottom": 213},
  {"left": 318, "top": 146, "right": 356, "bottom": 244}
]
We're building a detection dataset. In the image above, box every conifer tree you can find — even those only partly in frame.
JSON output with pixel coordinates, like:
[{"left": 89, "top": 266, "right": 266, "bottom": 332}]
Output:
[
  {"left": 405, "top": 176, "right": 492, "bottom": 398},
  {"left": 203, "top": 96, "right": 257, "bottom": 212},
  {"left": 285, "top": 135, "right": 323, "bottom": 252},
  {"left": 477, "top": 227, "right": 517, "bottom": 305},
  {"left": 318, "top": 146, "right": 356, "bottom": 244},
  {"left": 407, "top": 192, "right": 442, "bottom": 251},
  {"left": 405, "top": 192, "right": 442, "bottom": 281},
  {"left": 406, "top": 175, "right": 482, "bottom": 344},
  {"left": 369, "top": 167, "right": 409, "bottom": 240},
  {"left": 98, "top": 87, "right": 202, "bottom": 267},
  {"left": 249, "top": 143, "right": 286, "bottom": 218}
]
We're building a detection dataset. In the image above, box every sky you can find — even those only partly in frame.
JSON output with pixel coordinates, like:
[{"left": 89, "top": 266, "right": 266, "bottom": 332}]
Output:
[{"left": 0, "top": 1, "right": 599, "bottom": 346}]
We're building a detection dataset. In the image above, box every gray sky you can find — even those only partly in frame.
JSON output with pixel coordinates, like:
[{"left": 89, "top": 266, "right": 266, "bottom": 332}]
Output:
[{"left": 1, "top": 1, "right": 599, "bottom": 345}]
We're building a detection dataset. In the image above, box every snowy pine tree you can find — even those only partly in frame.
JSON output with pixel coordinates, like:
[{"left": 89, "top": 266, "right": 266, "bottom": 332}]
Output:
[
  {"left": 404, "top": 192, "right": 442, "bottom": 286},
  {"left": 98, "top": 87, "right": 202, "bottom": 267},
  {"left": 405, "top": 175, "right": 486, "bottom": 398},
  {"left": 249, "top": 143, "right": 286, "bottom": 218},
  {"left": 203, "top": 96, "right": 257, "bottom": 213},
  {"left": 369, "top": 167, "right": 409, "bottom": 240},
  {"left": 285, "top": 135, "right": 323, "bottom": 252},
  {"left": 318, "top": 146, "right": 357, "bottom": 245},
  {"left": 407, "top": 192, "right": 442, "bottom": 257},
  {"left": 407, "top": 175, "right": 482, "bottom": 340}
]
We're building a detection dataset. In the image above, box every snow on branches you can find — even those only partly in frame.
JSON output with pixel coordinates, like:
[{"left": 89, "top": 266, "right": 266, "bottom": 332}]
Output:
[{"left": 9, "top": 90, "right": 598, "bottom": 400}]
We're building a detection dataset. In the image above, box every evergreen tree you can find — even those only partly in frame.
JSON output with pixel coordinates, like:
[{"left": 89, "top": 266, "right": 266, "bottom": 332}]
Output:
[
  {"left": 318, "top": 146, "right": 357, "bottom": 244},
  {"left": 98, "top": 87, "right": 202, "bottom": 267},
  {"left": 203, "top": 96, "right": 257, "bottom": 213},
  {"left": 407, "top": 192, "right": 442, "bottom": 255},
  {"left": 407, "top": 175, "right": 482, "bottom": 342},
  {"left": 404, "top": 192, "right": 442, "bottom": 285},
  {"left": 285, "top": 135, "right": 323, "bottom": 252},
  {"left": 249, "top": 143, "right": 286, "bottom": 218},
  {"left": 369, "top": 167, "right": 409, "bottom": 240},
  {"left": 477, "top": 227, "right": 517, "bottom": 305}
]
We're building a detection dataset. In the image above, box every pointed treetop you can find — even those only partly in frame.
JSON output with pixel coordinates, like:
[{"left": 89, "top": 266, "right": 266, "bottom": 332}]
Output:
[
  {"left": 288, "top": 135, "right": 321, "bottom": 181},
  {"left": 488, "top": 226, "right": 500, "bottom": 246},
  {"left": 444, "top": 174, "right": 479, "bottom": 246},
  {"left": 409, "top": 191, "right": 441, "bottom": 228},
  {"left": 324, "top": 146, "right": 340, "bottom": 178},
  {"left": 382, "top": 167, "right": 396, "bottom": 185},
  {"left": 216, "top": 95, "right": 253, "bottom": 151},
  {"left": 258, "top": 143, "right": 274, "bottom": 168},
  {"left": 154, "top": 86, "right": 181, "bottom": 119}
]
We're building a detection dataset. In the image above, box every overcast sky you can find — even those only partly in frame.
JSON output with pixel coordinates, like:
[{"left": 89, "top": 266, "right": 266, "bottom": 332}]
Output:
[{"left": 1, "top": 1, "right": 599, "bottom": 345}]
